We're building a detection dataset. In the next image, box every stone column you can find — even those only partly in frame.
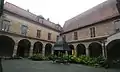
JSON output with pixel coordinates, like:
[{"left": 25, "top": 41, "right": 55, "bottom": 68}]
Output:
[
  {"left": 86, "top": 48, "right": 89, "bottom": 56},
  {"left": 102, "top": 41, "right": 108, "bottom": 58},
  {"left": 12, "top": 43, "right": 18, "bottom": 57},
  {"left": 74, "top": 48, "right": 77, "bottom": 56},
  {"left": 104, "top": 45, "right": 108, "bottom": 58},
  {"left": 102, "top": 43, "right": 105, "bottom": 57},
  {"left": 29, "top": 44, "right": 33, "bottom": 57},
  {"left": 72, "top": 50, "right": 74, "bottom": 55},
  {"left": 42, "top": 46, "right": 45, "bottom": 56},
  {"left": 51, "top": 46, "right": 54, "bottom": 55},
  {"left": 65, "top": 51, "right": 68, "bottom": 55}
]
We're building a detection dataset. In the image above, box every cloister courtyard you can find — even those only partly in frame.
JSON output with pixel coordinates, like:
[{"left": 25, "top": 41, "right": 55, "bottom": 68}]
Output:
[
  {"left": 2, "top": 59, "right": 120, "bottom": 72},
  {"left": 1, "top": 0, "right": 120, "bottom": 72}
]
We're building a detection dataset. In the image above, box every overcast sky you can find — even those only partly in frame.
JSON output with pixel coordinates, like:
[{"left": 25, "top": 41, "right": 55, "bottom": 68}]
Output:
[{"left": 5, "top": 0, "right": 107, "bottom": 27}]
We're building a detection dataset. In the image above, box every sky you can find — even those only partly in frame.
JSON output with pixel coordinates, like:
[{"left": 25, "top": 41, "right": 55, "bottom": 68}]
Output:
[{"left": 5, "top": 0, "right": 107, "bottom": 27}]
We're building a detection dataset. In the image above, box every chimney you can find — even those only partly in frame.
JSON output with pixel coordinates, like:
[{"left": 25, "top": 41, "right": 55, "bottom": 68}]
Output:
[
  {"left": 27, "top": 9, "right": 29, "bottom": 12},
  {"left": 47, "top": 18, "right": 50, "bottom": 21}
]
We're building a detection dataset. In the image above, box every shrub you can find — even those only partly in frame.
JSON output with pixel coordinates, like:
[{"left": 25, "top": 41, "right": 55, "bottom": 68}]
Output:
[
  {"left": 68, "top": 55, "right": 106, "bottom": 67},
  {"left": 30, "top": 54, "right": 44, "bottom": 61},
  {"left": 29, "top": 53, "right": 106, "bottom": 68},
  {"left": 47, "top": 54, "right": 55, "bottom": 60}
]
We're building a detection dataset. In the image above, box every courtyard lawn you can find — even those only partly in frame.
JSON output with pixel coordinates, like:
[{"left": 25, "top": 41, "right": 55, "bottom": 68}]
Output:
[{"left": 2, "top": 59, "right": 120, "bottom": 72}]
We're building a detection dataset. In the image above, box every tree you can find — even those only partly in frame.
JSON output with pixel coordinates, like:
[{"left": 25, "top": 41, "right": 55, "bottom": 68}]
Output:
[{"left": 0, "top": 0, "right": 4, "bottom": 17}]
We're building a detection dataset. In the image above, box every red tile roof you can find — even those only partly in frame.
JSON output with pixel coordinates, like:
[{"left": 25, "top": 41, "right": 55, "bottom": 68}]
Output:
[
  {"left": 63, "top": 0, "right": 119, "bottom": 32},
  {"left": 4, "top": 2, "right": 62, "bottom": 32}
]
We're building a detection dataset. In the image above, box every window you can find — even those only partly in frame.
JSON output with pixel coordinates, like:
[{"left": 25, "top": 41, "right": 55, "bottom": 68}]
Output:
[
  {"left": 90, "top": 27, "right": 96, "bottom": 37},
  {"left": 74, "top": 32, "right": 78, "bottom": 40},
  {"left": 56, "top": 35, "right": 59, "bottom": 41},
  {"left": 0, "top": 20, "right": 10, "bottom": 31},
  {"left": 36, "top": 30, "right": 41, "bottom": 38},
  {"left": 48, "top": 33, "right": 51, "bottom": 40},
  {"left": 64, "top": 35, "right": 66, "bottom": 40},
  {"left": 21, "top": 25, "right": 28, "bottom": 36}
]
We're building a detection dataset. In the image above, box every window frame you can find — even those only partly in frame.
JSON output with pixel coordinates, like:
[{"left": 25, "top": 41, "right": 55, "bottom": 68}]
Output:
[
  {"left": 56, "top": 35, "right": 59, "bottom": 41},
  {"left": 21, "top": 24, "right": 28, "bottom": 36},
  {"left": 48, "top": 33, "right": 51, "bottom": 40},
  {"left": 74, "top": 32, "right": 78, "bottom": 40},
  {"left": 1, "top": 19, "right": 11, "bottom": 32},
  {"left": 114, "top": 19, "right": 120, "bottom": 33},
  {"left": 90, "top": 27, "right": 96, "bottom": 37},
  {"left": 36, "top": 30, "right": 41, "bottom": 38}
]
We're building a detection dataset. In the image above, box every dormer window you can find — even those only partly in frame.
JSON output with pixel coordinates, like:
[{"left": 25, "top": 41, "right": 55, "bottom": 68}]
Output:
[
  {"left": 56, "top": 24, "right": 62, "bottom": 30},
  {"left": 56, "top": 25, "right": 59, "bottom": 29}
]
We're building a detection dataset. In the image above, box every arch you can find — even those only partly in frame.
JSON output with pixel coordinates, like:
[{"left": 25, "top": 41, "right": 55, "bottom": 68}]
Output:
[
  {"left": 17, "top": 39, "right": 31, "bottom": 57},
  {"left": 107, "top": 39, "right": 120, "bottom": 60},
  {"left": 33, "top": 41, "right": 43, "bottom": 54},
  {"left": 88, "top": 42, "right": 102, "bottom": 57},
  {"left": 76, "top": 44, "right": 86, "bottom": 57},
  {"left": 0, "top": 35, "right": 15, "bottom": 56},
  {"left": 68, "top": 44, "right": 74, "bottom": 55},
  {"left": 45, "top": 43, "right": 52, "bottom": 56}
]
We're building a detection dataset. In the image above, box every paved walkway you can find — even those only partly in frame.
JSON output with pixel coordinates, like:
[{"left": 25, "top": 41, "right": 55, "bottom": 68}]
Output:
[{"left": 2, "top": 59, "right": 120, "bottom": 72}]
